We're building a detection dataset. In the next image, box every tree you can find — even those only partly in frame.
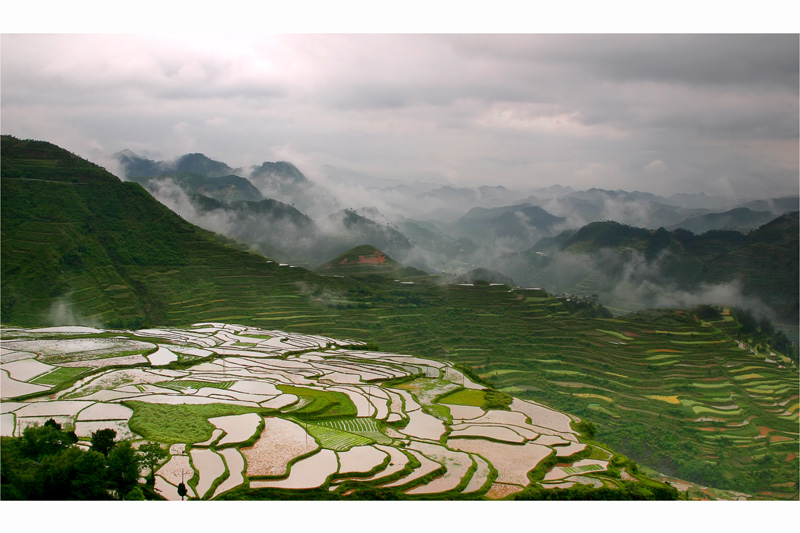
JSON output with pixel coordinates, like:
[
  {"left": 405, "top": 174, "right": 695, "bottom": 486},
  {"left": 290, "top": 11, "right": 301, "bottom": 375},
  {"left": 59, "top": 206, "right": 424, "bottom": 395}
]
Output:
[
  {"left": 63, "top": 429, "right": 79, "bottom": 445},
  {"left": 22, "top": 423, "right": 71, "bottom": 459},
  {"left": 177, "top": 482, "right": 187, "bottom": 501},
  {"left": 575, "top": 419, "right": 597, "bottom": 440},
  {"left": 33, "top": 448, "right": 81, "bottom": 499},
  {"left": 91, "top": 428, "right": 117, "bottom": 457},
  {"left": 138, "top": 442, "right": 169, "bottom": 484},
  {"left": 124, "top": 485, "right": 146, "bottom": 500},
  {"left": 71, "top": 450, "right": 110, "bottom": 500},
  {"left": 106, "top": 441, "right": 140, "bottom": 498}
]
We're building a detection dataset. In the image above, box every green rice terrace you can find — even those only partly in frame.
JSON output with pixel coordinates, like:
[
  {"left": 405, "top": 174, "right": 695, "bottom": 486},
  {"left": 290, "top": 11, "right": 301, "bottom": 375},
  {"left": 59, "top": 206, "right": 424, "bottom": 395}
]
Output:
[
  {"left": 1, "top": 136, "right": 798, "bottom": 500},
  {"left": 1, "top": 323, "right": 681, "bottom": 500}
]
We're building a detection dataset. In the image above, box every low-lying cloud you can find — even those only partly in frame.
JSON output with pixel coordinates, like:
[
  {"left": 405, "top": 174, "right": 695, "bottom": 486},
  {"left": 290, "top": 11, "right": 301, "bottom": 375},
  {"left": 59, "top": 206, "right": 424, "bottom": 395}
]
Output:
[
  {"left": 47, "top": 296, "right": 101, "bottom": 328},
  {"left": 502, "top": 246, "right": 775, "bottom": 321}
]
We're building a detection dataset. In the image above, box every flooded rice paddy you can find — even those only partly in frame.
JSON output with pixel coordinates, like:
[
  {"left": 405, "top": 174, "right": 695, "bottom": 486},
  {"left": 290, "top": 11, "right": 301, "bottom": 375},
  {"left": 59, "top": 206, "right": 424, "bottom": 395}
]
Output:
[{"left": 1, "top": 323, "right": 607, "bottom": 498}]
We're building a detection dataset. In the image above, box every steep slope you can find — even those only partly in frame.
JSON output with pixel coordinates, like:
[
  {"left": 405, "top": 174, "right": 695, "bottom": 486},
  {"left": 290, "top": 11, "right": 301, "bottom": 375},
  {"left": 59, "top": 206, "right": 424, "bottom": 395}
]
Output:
[
  {"left": 121, "top": 165, "right": 419, "bottom": 268},
  {"left": 249, "top": 161, "right": 311, "bottom": 195},
  {"left": 188, "top": 195, "right": 319, "bottom": 264},
  {"left": 1, "top": 135, "right": 336, "bottom": 328},
  {"left": 248, "top": 161, "right": 338, "bottom": 217},
  {"left": 132, "top": 171, "right": 265, "bottom": 204},
  {"left": 4, "top": 139, "right": 122, "bottom": 185},
  {"left": 116, "top": 151, "right": 338, "bottom": 218}
]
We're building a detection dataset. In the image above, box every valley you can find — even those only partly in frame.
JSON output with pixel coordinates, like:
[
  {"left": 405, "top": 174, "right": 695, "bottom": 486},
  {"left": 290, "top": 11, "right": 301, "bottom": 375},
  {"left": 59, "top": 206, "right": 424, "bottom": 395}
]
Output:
[{"left": 113, "top": 147, "right": 799, "bottom": 327}]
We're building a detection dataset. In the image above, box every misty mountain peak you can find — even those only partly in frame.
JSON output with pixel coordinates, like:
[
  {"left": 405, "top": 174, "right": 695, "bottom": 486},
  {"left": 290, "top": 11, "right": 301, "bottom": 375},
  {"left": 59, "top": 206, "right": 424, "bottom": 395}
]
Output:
[
  {"left": 173, "top": 153, "right": 235, "bottom": 177},
  {"left": 113, "top": 148, "right": 139, "bottom": 159},
  {"left": 251, "top": 161, "right": 307, "bottom": 182},
  {"left": 114, "top": 150, "right": 235, "bottom": 178}
]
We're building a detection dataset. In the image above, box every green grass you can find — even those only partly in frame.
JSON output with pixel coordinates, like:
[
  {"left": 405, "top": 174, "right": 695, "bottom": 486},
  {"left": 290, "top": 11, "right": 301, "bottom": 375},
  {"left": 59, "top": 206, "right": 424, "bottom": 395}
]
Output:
[
  {"left": 596, "top": 329, "right": 634, "bottom": 341},
  {"left": 124, "top": 401, "right": 268, "bottom": 444},
  {"left": 646, "top": 352, "right": 683, "bottom": 361},
  {"left": 314, "top": 417, "right": 392, "bottom": 444},
  {"left": 160, "top": 380, "right": 234, "bottom": 391},
  {"left": 277, "top": 385, "right": 357, "bottom": 418},
  {"left": 314, "top": 417, "right": 381, "bottom": 433},
  {"left": 561, "top": 463, "right": 606, "bottom": 475},
  {"left": 438, "top": 389, "right": 486, "bottom": 407},
  {"left": 30, "top": 366, "right": 88, "bottom": 386},
  {"left": 302, "top": 422, "right": 374, "bottom": 451}
]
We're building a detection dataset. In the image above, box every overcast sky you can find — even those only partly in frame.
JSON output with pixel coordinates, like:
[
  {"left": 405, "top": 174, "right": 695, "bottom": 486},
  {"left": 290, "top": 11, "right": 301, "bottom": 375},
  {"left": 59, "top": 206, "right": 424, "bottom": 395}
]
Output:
[{"left": 2, "top": 31, "right": 798, "bottom": 198}]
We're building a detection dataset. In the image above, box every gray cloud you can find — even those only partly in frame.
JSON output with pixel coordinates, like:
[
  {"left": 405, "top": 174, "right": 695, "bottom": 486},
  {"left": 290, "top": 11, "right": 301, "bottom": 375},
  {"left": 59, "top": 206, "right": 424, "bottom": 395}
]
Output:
[{"left": 1, "top": 34, "right": 797, "bottom": 198}]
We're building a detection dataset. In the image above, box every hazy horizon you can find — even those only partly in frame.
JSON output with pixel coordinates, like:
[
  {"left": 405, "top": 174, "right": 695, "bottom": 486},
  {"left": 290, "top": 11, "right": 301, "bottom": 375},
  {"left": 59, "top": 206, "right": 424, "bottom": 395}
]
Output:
[{"left": 2, "top": 33, "right": 798, "bottom": 200}]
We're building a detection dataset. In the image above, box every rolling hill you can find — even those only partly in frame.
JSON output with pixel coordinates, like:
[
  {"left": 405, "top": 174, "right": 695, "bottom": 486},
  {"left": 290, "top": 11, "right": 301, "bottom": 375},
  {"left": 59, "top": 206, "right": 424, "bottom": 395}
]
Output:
[{"left": 316, "top": 245, "right": 428, "bottom": 280}]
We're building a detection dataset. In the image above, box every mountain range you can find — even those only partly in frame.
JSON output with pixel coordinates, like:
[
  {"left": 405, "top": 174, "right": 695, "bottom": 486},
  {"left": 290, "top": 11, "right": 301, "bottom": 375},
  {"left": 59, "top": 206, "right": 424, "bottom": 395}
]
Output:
[
  {"left": 111, "top": 149, "right": 799, "bottom": 326},
  {"left": 502, "top": 215, "right": 799, "bottom": 327}
]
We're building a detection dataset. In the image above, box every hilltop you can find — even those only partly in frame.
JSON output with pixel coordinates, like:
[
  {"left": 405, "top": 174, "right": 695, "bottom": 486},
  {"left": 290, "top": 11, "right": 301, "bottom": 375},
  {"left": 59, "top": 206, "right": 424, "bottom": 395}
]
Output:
[
  {"left": 114, "top": 150, "right": 237, "bottom": 178},
  {"left": 316, "top": 245, "right": 428, "bottom": 280}
]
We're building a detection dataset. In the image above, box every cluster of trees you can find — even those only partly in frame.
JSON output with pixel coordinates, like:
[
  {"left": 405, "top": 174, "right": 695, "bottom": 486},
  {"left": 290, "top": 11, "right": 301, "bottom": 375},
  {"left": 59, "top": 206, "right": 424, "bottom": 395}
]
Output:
[
  {"left": 512, "top": 480, "right": 680, "bottom": 500},
  {"left": 691, "top": 304, "right": 797, "bottom": 363},
  {"left": 556, "top": 294, "right": 614, "bottom": 318},
  {"left": 482, "top": 389, "right": 513, "bottom": 410},
  {"left": 344, "top": 282, "right": 435, "bottom": 308},
  {"left": 730, "top": 307, "right": 798, "bottom": 363},
  {"left": 1, "top": 420, "right": 168, "bottom": 500}
]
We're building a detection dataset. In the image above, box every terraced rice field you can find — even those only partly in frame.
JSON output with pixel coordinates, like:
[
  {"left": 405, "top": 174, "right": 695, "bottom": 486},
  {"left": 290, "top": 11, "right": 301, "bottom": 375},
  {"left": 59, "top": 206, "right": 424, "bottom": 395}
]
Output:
[
  {"left": 303, "top": 422, "right": 374, "bottom": 450},
  {"left": 190, "top": 448, "right": 226, "bottom": 499},
  {"left": 9, "top": 164, "right": 788, "bottom": 496},
  {"left": 209, "top": 413, "right": 262, "bottom": 446},
  {"left": 0, "top": 323, "right": 630, "bottom": 499},
  {"left": 242, "top": 417, "right": 319, "bottom": 477},
  {"left": 336, "top": 445, "right": 388, "bottom": 475},
  {"left": 337, "top": 291, "right": 795, "bottom": 498}
]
